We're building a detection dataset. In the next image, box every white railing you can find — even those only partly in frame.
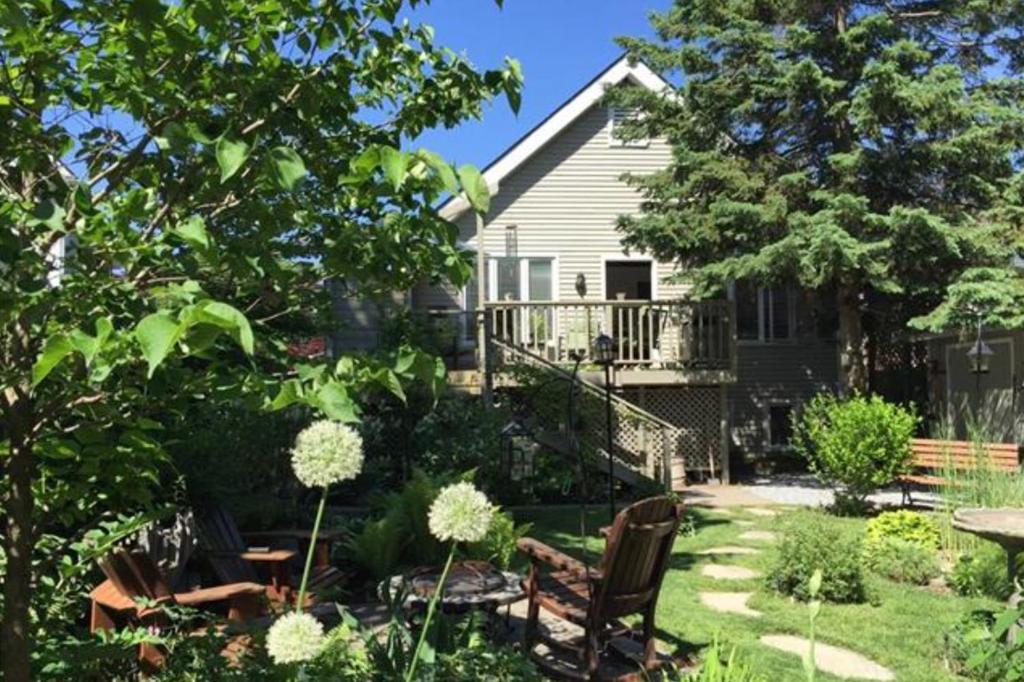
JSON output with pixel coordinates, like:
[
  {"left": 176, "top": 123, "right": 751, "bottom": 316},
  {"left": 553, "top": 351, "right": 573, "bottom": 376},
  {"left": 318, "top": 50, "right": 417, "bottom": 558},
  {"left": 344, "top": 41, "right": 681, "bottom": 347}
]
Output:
[{"left": 484, "top": 299, "right": 734, "bottom": 370}]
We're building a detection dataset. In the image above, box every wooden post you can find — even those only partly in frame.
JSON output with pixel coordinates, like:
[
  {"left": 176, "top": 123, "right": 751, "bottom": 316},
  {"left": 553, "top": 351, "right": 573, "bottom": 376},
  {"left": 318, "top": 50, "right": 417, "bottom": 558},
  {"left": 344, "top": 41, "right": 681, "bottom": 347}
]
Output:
[
  {"left": 719, "top": 384, "right": 730, "bottom": 485},
  {"left": 475, "top": 211, "right": 492, "bottom": 407},
  {"left": 662, "top": 425, "right": 674, "bottom": 491}
]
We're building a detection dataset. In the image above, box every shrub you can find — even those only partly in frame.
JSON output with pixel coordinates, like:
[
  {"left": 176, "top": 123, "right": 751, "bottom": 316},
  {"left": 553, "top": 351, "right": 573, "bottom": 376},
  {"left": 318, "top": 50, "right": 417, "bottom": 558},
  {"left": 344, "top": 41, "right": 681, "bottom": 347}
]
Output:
[
  {"left": 346, "top": 469, "right": 529, "bottom": 578},
  {"left": 864, "top": 537, "right": 940, "bottom": 585},
  {"left": 945, "top": 605, "right": 1024, "bottom": 681},
  {"left": 950, "top": 542, "right": 1019, "bottom": 600},
  {"left": 793, "top": 393, "right": 918, "bottom": 510},
  {"left": 466, "top": 511, "right": 533, "bottom": 570},
  {"left": 866, "top": 510, "right": 940, "bottom": 549},
  {"left": 864, "top": 510, "right": 941, "bottom": 581},
  {"left": 767, "top": 510, "right": 866, "bottom": 603}
]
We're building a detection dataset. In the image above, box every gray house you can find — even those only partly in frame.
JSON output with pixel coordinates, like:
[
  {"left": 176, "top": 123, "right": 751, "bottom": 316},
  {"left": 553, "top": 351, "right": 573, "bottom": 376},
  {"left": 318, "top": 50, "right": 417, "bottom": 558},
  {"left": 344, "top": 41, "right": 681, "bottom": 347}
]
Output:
[{"left": 336, "top": 56, "right": 841, "bottom": 484}]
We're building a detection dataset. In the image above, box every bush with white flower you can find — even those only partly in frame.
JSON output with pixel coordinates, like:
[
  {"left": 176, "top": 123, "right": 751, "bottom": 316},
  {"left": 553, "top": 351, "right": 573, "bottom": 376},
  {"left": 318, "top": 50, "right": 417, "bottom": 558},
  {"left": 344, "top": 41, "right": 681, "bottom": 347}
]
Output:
[
  {"left": 406, "top": 482, "right": 495, "bottom": 681},
  {"left": 266, "top": 611, "right": 325, "bottom": 665},
  {"left": 276, "top": 419, "right": 365, "bottom": 647},
  {"left": 428, "top": 481, "right": 494, "bottom": 543},
  {"left": 291, "top": 419, "right": 364, "bottom": 488}
]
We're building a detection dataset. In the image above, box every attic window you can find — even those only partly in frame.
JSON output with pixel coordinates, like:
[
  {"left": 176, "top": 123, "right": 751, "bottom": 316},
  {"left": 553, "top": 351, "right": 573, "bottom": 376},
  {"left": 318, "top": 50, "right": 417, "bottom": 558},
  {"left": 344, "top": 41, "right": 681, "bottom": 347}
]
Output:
[{"left": 608, "top": 107, "right": 649, "bottom": 148}]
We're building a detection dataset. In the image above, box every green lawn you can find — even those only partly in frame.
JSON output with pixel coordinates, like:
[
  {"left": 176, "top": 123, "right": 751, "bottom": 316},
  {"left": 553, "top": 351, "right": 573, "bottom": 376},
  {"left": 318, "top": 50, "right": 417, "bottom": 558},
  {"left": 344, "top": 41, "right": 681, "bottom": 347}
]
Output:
[{"left": 517, "top": 505, "right": 999, "bottom": 682}]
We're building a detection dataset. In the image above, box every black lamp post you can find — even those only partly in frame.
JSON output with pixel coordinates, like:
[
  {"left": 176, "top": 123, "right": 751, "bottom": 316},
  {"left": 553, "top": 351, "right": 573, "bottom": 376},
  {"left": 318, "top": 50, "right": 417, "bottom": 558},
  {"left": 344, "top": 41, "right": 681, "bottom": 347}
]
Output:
[
  {"left": 967, "top": 312, "right": 994, "bottom": 416},
  {"left": 593, "top": 332, "right": 616, "bottom": 523}
]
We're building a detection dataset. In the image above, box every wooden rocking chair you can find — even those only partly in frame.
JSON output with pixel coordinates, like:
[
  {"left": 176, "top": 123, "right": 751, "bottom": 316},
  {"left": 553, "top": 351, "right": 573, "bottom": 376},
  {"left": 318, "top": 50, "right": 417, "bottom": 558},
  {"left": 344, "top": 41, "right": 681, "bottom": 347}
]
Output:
[
  {"left": 90, "top": 547, "right": 265, "bottom": 671},
  {"left": 198, "top": 506, "right": 346, "bottom": 604},
  {"left": 517, "top": 496, "right": 684, "bottom": 681}
]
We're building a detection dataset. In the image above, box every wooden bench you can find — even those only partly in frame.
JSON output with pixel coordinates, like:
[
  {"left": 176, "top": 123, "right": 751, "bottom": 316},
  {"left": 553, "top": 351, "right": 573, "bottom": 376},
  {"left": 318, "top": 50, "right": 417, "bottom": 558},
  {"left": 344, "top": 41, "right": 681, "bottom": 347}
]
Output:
[{"left": 898, "top": 438, "right": 1020, "bottom": 505}]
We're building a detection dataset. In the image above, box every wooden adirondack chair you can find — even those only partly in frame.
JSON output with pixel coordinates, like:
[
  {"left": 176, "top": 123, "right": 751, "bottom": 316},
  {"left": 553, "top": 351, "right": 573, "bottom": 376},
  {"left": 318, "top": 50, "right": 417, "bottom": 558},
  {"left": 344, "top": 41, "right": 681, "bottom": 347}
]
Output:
[
  {"left": 197, "top": 508, "right": 298, "bottom": 603},
  {"left": 90, "top": 547, "right": 265, "bottom": 671},
  {"left": 198, "top": 506, "right": 346, "bottom": 604},
  {"left": 517, "top": 496, "right": 684, "bottom": 681}
]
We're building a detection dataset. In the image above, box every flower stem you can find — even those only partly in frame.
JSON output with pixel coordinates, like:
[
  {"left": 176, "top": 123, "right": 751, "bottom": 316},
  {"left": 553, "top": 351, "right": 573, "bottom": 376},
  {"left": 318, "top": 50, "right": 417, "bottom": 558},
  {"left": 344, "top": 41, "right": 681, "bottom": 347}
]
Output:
[
  {"left": 295, "top": 486, "right": 329, "bottom": 613},
  {"left": 405, "top": 546, "right": 455, "bottom": 682}
]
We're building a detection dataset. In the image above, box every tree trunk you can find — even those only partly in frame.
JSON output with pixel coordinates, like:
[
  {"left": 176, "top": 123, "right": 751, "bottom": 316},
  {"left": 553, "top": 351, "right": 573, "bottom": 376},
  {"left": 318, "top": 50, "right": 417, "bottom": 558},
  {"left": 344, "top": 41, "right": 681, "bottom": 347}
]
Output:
[
  {"left": 2, "top": 405, "right": 35, "bottom": 682},
  {"left": 837, "top": 286, "right": 868, "bottom": 394}
]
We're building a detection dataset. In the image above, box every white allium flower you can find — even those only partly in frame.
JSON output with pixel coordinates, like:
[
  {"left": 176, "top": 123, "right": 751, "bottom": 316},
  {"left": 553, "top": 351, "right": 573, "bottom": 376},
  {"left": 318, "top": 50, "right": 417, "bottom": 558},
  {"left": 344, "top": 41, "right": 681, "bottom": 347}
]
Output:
[
  {"left": 291, "top": 420, "right": 364, "bottom": 488},
  {"left": 266, "top": 612, "right": 325, "bottom": 665},
  {"left": 428, "top": 482, "right": 494, "bottom": 543}
]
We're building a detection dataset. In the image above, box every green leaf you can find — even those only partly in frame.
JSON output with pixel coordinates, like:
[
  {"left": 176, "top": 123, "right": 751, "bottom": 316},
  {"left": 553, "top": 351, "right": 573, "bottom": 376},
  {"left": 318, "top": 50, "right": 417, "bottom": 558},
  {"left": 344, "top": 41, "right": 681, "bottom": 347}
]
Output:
[
  {"left": 417, "top": 150, "right": 459, "bottom": 194},
  {"left": 994, "top": 607, "right": 1019, "bottom": 638},
  {"left": 216, "top": 136, "right": 250, "bottom": 183},
  {"left": 457, "top": 164, "right": 490, "bottom": 214},
  {"left": 190, "top": 301, "right": 253, "bottom": 355},
  {"left": 373, "top": 368, "right": 406, "bottom": 404},
  {"left": 381, "top": 146, "right": 409, "bottom": 191},
  {"left": 269, "top": 146, "right": 307, "bottom": 191},
  {"left": 32, "top": 334, "right": 74, "bottom": 386},
  {"left": 31, "top": 199, "right": 66, "bottom": 232},
  {"left": 69, "top": 330, "right": 99, "bottom": 366},
  {"left": 135, "top": 313, "right": 183, "bottom": 378},
  {"left": 172, "top": 216, "right": 211, "bottom": 251},
  {"left": 808, "top": 569, "right": 823, "bottom": 598},
  {"left": 269, "top": 379, "right": 303, "bottom": 410},
  {"left": 315, "top": 382, "right": 360, "bottom": 422}
]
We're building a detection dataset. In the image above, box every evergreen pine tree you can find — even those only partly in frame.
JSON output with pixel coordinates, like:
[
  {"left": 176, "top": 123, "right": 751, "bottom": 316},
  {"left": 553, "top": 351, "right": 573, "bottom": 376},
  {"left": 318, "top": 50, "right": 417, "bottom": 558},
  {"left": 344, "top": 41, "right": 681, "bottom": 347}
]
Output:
[{"left": 613, "top": 1, "right": 1024, "bottom": 391}]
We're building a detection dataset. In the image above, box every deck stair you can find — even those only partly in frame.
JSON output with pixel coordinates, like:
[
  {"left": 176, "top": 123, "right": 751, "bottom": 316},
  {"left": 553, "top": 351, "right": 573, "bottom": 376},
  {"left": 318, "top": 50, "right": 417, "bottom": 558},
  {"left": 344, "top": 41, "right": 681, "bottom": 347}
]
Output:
[{"left": 490, "top": 340, "right": 685, "bottom": 491}]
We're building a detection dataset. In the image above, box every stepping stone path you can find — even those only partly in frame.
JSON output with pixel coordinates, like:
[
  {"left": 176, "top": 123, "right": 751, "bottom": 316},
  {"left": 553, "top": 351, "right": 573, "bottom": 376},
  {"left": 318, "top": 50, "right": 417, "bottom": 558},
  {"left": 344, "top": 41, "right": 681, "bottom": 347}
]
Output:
[
  {"left": 699, "top": 592, "right": 761, "bottom": 618},
  {"left": 738, "top": 530, "right": 777, "bottom": 542},
  {"left": 697, "top": 545, "right": 760, "bottom": 556},
  {"left": 760, "top": 635, "right": 895, "bottom": 681},
  {"left": 701, "top": 564, "right": 760, "bottom": 580},
  {"left": 744, "top": 507, "right": 779, "bottom": 517}
]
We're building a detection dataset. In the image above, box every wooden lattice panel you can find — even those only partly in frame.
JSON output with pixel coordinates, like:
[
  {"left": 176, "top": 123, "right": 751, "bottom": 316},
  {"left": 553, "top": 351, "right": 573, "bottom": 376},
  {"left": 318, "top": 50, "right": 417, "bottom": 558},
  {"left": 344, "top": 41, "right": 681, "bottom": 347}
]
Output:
[{"left": 623, "top": 386, "right": 723, "bottom": 478}]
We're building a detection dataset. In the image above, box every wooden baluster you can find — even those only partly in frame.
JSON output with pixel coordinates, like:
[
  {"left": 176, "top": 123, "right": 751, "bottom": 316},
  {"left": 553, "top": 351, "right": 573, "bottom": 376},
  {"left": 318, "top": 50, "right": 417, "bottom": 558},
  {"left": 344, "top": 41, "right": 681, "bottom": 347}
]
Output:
[
  {"left": 634, "top": 305, "right": 643, "bottom": 364},
  {"left": 617, "top": 307, "right": 624, "bottom": 361},
  {"left": 627, "top": 305, "right": 635, "bottom": 363}
]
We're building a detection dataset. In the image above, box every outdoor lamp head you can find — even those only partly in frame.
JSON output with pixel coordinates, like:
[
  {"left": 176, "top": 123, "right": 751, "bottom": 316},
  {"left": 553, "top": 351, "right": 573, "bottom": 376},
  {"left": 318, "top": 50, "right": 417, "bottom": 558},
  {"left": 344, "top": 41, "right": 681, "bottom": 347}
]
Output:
[
  {"left": 575, "top": 273, "right": 587, "bottom": 299},
  {"left": 967, "top": 338, "right": 994, "bottom": 374},
  {"left": 593, "top": 332, "right": 615, "bottom": 366}
]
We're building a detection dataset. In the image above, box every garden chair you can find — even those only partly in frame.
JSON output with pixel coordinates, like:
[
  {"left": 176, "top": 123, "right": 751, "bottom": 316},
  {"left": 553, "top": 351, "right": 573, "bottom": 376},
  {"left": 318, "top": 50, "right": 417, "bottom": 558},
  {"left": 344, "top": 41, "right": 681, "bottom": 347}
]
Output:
[
  {"left": 517, "top": 496, "right": 683, "bottom": 681},
  {"left": 90, "top": 547, "right": 265, "bottom": 671},
  {"left": 198, "top": 506, "right": 346, "bottom": 604}
]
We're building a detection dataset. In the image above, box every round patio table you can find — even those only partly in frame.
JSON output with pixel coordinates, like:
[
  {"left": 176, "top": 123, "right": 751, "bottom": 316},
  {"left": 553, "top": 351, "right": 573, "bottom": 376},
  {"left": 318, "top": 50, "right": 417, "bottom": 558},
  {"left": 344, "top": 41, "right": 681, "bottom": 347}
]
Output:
[
  {"left": 384, "top": 560, "right": 524, "bottom": 616},
  {"left": 952, "top": 508, "right": 1024, "bottom": 642}
]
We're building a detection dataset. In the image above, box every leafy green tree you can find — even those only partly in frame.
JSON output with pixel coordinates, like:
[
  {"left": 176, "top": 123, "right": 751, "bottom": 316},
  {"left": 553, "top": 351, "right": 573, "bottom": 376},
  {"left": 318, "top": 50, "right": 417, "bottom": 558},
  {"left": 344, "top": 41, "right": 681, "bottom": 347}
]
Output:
[
  {"left": 613, "top": 1, "right": 1024, "bottom": 391},
  {"left": 0, "top": 1, "right": 519, "bottom": 678}
]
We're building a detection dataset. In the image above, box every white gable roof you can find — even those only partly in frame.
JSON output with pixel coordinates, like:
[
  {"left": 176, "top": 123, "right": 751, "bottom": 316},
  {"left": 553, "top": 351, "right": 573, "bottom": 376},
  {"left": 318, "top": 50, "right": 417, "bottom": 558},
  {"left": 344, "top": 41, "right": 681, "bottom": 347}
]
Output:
[{"left": 439, "top": 55, "right": 672, "bottom": 221}]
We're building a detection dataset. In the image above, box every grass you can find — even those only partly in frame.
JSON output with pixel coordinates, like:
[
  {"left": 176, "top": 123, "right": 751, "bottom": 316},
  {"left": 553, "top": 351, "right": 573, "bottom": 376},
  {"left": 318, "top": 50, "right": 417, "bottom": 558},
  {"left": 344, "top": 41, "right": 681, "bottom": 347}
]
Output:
[{"left": 517, "top": 505, "right": 1000, "bottom": 682}]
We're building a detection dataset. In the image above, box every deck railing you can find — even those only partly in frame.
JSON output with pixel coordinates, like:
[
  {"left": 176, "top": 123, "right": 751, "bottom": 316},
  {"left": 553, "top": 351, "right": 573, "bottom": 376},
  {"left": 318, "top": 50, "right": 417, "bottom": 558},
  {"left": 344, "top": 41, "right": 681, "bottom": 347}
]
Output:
[{"left": 483, "top": 299, "right": 734, "bottom": 370}]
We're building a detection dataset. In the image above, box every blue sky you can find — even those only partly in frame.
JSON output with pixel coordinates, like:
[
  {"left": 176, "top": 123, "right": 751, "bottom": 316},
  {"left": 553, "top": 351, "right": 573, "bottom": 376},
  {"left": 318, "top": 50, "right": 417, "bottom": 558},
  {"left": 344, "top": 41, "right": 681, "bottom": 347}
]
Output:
[{"left": 408, "top": 0, "right": 672, "bottom": 169}]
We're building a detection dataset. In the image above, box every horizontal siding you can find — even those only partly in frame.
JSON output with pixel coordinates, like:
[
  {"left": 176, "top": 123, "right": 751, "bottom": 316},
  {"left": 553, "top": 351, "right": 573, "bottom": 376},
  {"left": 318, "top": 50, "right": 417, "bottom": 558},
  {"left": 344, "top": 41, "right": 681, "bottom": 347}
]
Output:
[
  {"left": 416, "top": 103, "right": 683, "bottom": 309},
  {"left": 727, "top": 341, "right": 839, "bottom": 455}
]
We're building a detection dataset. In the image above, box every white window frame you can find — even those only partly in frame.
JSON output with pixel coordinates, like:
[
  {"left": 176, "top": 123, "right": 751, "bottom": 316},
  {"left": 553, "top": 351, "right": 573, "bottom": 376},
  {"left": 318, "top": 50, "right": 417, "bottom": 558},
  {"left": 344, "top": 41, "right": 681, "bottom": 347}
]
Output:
[
  {"left": 600, "top": 255, "right": 658, "bottom": 301},
  {"left": 730, "top": 283, "right": 796, "bottom": 344},
  {"left": 607, "top": 106, "right": 650, "bottom": 149},
  {"left": 764, "top": 401, "right": 796, "bottom": 451},
  {"left": 483, "top": 255, "right": 560, "bottom": 347}
]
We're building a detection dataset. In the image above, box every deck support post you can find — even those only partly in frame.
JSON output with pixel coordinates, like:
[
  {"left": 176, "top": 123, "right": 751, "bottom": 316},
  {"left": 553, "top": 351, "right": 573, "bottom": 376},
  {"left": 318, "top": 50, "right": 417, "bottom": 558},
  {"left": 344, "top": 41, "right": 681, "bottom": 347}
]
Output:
[
  {"left": 719, "top": 384, "right": 730, "bottom": 484},
  {"left": 475, "top": 211, "right": 492, "bottom": 407}
]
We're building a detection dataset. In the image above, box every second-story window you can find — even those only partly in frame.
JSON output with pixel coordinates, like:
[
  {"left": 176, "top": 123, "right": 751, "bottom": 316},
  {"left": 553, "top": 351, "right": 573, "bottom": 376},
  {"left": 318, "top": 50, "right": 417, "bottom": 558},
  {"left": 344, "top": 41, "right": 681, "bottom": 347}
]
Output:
[{"left": 734, "top": 281, "right": 794, "bottom": 343}]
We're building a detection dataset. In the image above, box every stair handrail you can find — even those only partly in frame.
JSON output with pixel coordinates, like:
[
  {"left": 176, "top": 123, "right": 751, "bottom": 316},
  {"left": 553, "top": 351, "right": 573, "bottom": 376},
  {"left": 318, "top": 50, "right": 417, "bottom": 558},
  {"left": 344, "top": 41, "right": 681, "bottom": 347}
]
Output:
[{"left": 490, "top": 339, "right": 681, "bottom": 434}]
